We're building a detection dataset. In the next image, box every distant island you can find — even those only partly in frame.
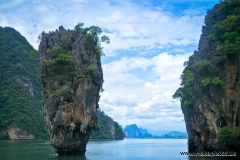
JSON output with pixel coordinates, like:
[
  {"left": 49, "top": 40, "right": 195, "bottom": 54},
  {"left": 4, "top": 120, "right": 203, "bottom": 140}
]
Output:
[{"left": 124, "top": 124, "right": 188, "bottom": 139}]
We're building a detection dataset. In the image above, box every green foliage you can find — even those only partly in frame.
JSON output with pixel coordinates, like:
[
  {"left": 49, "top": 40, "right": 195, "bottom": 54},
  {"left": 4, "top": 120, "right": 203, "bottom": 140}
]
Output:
[
  {"left": 75, "top": 23, "right": 84, "bottom": 30},
  {"left": 206, "top": 1, "right": 240, "bottom": 62},
  {"left": 94, "top": 46, "right": 102, "bottom": 53},
  {"left": 80, "top": 50, "right": 85, "bottom": 55},
  {"left": 0, "top": 27, "right": 47, "bottom": 139},
  {"left": 93, "top": 46, "right": 105, "bottom": 56},
  {"left": 74, "top": 23, "right": 92, "bottom": 34},
  {"left": 90, "top": 110, "right": 124, "bottom": 140},
  {"left": 46, "top": 43, "right": 67, "bottom": 59},
  {"left": 44, "top": 43, "right": 75, "bottom": 82},
  {"left": 37, "top": 31, "right": 46, "bottom": 43},
  {"left": 218, "top": 125, "right": 240, "bottom": 141},
  {"left": 233, "top": 127, "right": 240, "bottom": 141},
  {"left": 52, "top": 85, "right": 69, "bottom": 97},
  {"left": 173, "top": 56, "right": 194, "bottom": 106},
  {"left": 100, "top": 35, "right": 110, "bottom": 44},
  {"left": 114, "top": 122, "right": 124, "bottom": 140},
  {"left": 84, "top": 33, "right": 95, "bottom": 50},
  {"left": 61, "top": 30, "right": 71, "bottom": 43},
  {"left": 29, "top": 50, "right": 37, "bottom": 58},
  {"left": 173, "top": 59, "right": 223, "bottom": 110},
  {"left": 218, "top": 126, "right": 232, "bottom": 140},
  {"left": 194, "top": 60, "right": 224, "bottom": 88},
  {"left": 90, "top": 110, "right": 112, "bottom": 139},
  {"left": 85, "top": 65, "right": 96, "bottom": 76},
  {"left": 53, "top": 54, "right": 73, "bottom": 66},
  {"left": 194, "top": 60, "right": 218, "bottom": 75},
  {"left": 0, "top": 132, "right": 9, "bottom": 140},
  {"left": 74, "top": 22, "right": 109, "bottom": 58}
]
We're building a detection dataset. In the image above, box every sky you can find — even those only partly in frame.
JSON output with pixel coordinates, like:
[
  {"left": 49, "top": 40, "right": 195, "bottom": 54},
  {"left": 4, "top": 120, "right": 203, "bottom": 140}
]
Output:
[{"left": 0, "top": 0, "right": 220, "bottom": 132}]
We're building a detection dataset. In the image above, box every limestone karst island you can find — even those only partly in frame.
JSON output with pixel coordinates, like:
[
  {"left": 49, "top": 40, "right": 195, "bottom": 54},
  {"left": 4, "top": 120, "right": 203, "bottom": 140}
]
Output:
[
  {"left": 173, "top": 0, "right": 240, "bottom": 154},
  {"left": 0, "top": 0, "right": 240, "bottom": 158},
  {"left": 0, "top": 24, "right": 124, "bottom": 156}
]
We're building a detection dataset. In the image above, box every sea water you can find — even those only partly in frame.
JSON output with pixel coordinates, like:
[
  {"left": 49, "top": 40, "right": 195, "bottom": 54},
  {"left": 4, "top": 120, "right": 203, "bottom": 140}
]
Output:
[{"left": 0, "top": 139, "right": 238, "bottom": 160}]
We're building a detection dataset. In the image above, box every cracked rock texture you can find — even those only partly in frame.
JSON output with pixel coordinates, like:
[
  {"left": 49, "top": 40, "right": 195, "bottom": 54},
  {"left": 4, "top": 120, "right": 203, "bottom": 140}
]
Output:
[
  {"left": 38, "top": 26, "right": 103, "bottom": 155},
  {"left": 183, "top": 3, "right": 240, "bottom": 154}
]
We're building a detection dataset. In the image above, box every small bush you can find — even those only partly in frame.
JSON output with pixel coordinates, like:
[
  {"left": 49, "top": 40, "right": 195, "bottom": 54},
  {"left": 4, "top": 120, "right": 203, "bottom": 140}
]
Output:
[
  {"left": 85, "top": 65, "right": 96, "bottom": 76},
  {"left": 218, "top": 126, "right": 232, "bottom": 140}
]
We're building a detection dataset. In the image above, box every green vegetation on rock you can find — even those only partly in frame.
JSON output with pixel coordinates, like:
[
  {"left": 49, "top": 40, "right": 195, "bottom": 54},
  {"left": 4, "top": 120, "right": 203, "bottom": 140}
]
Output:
[
  {"left": 41, "top": 23, "right": 109, "bottom": 99},
  {"left": 90, "top": 110, "right": 124, "bottom": 140},
  {"left": 0, "top": 27, "right": 47, "bottom": 139},
  {"left": 218, "top": 126, "right": 233, "bottom": 140},
  {"left": 173, "top": 1, "right": 239, "bottom": 106},
  {"left": 75, "top": 23, "right": 109, "bottom": 59},
  {"left": 207, "top": 0, "right": 240, "bottom": 63},
  {"left": 218, "top": 126, "right": 240, "bottom": 145},
  {"left": 194, "top": 60, "right": 224, "bottom": 88},
  {"left": 173, "top": 58, "right": 224, "bottom": 106},
  {"left": 173, "top": 0, "right": 240, "bottom": 153},
  {"left": 173, "top": 56, "right": 195, "bottom": 107},
  {"left": 114, "top": 121, "right": 125, "bottom": 140}
]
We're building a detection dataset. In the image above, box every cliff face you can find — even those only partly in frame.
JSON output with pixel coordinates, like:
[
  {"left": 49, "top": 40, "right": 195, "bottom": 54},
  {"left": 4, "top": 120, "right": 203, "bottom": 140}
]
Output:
[
  {"left": 38, "top": 25, "right": 104, "bottom": 155},
  {"left": 176, "top": 1, "right": 240, "bottom": 153},
  {"left": 90, "top": 110, "right": 124, "bottom": 140},
  {"left": 7, "top": 124, "right": 36, "bottom": 140},
  {"left": 0, "top": 27, "right": 47, "bottom": 140}
]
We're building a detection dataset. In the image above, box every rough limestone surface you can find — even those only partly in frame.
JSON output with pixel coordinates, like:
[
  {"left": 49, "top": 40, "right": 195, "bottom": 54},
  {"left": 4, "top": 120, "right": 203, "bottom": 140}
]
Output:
[
  {"left": 38, "top": 26, "right": 103, "bottom": 155},
  {"left": 7, "top": 124, "right": 36, "bottom": 140},
  {"left": 183, "top": 4, "right": 240, "bottom": 153}
]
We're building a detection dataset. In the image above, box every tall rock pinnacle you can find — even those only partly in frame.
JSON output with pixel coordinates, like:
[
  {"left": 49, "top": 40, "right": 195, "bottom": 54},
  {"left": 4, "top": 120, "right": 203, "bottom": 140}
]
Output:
[
  {"left": 38, "top": 25, "right": 107, "bottom": 155},
  {"left": 173, "top": 1, "right": 240, "bottom": 154}
]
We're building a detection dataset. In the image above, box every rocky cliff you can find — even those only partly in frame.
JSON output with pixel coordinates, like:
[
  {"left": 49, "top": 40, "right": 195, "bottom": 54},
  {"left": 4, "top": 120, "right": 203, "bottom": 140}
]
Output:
[
  {"left": 0, "top": 27, "right": 47, "bottom": 140},
  {"left": 90, "top": 110, "right": 124, "bottom": 140},
  {"left": 173, "top": 0, "right": 240, "bottom": 153},
  {"left": 7, "top": 124, "right": 36, "bottom": 140},
  {"left": 38, "top": 24, "right": 107, "bottom": 155}
]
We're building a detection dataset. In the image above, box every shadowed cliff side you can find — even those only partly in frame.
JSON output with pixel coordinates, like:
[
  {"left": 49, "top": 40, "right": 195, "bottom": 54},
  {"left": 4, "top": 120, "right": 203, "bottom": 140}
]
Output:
[
  {"left": 173, "top": 0, "right": 240, "bottom": 154},
  {"left": 38, "top": 24, "right": 108, "bottom": 155}
]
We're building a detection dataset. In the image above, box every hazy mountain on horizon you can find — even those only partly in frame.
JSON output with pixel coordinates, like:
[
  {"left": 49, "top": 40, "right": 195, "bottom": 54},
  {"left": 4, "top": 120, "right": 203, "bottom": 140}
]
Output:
[
  {"left": 124, "top": 124, "right": 188, "bottom": 138},
  {"left": 147, "top": 129, "right": 170, "bottom": 136},
  {"left": 138, "top": 128, "right": 152, "bottom": 138},
  {"left": 124, "top": 124, "right": 143, "bottom": 138}
]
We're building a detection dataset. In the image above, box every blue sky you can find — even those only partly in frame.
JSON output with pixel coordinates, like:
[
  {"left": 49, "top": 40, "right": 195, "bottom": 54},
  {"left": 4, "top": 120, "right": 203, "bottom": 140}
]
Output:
[{"left": 0, "top": 0, "right": 219, "bottom": 132}]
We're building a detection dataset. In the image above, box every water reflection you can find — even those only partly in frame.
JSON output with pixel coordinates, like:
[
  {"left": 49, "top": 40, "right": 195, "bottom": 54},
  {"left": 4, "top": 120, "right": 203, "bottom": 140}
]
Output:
[{"left": 49, "top": 155, "right": 87, "bottom": 160}]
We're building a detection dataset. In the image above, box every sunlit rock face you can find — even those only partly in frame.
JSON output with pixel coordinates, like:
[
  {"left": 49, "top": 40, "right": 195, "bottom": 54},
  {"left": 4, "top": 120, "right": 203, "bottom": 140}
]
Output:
[{"left": 38, "top": 26, "right": 103, "bottom": 155}]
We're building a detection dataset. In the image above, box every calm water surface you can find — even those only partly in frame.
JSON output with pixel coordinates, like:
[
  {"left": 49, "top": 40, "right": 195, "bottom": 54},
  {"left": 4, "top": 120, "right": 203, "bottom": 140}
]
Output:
[{"left": 0, "top": 139, "right": 238, "bottom": 160}]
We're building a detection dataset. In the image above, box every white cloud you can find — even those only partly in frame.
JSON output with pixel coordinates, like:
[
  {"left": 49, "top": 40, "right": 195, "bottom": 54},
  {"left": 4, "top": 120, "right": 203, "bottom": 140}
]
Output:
[
  {"left": 0, "top": 0, "right": 23, "bottom": 10},
  {"left": 0, "top": 0, "right": 205, "bottom": 53},
  {"left": 100, "top": 52, "right": 191, "bottom": 131},
  {"left": 0, "top": 0, "right": 218, "bottom": 131}
]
